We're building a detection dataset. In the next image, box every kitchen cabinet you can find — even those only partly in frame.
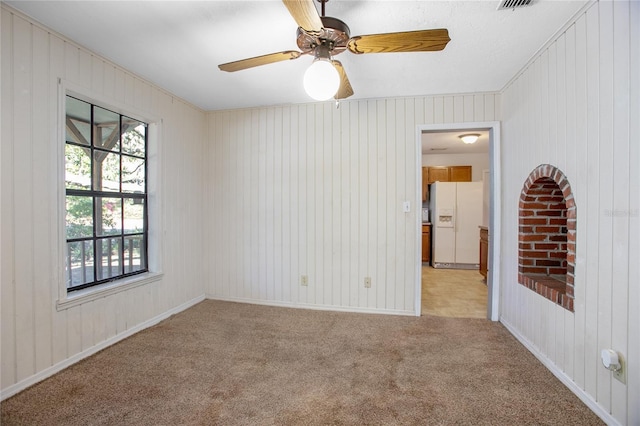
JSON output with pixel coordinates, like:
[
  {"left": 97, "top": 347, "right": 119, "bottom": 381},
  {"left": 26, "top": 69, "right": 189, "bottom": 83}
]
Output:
[
  {"left": 479, "top": 226, "right": 488, "bottom": 282},
  {"left": 427, "top": 167, "right": 449, "bottom": 184},
  {"left": 426, "top": 165, "right": 472, "bottom": 184},
  {"left": 422, "top": 224, "right": 431, "bottom": 263},
  {"left": 450, "top": 165, "right": 473, "bottom": 182}
]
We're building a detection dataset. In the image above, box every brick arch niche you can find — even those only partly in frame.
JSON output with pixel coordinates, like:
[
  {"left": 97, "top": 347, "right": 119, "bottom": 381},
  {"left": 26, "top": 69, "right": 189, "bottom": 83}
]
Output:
[{"left": 518, "top": 164, "right": 576, "bottom": 312}]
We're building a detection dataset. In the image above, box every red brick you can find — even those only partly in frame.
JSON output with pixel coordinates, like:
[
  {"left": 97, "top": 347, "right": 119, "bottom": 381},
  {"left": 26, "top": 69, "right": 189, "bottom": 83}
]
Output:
[
  {"left": 534, "top": 243, "right": 562, "bottom": 250},
  {"left": 537, "top": 259, "right": 562, "bottom": 267},
  {"left": 549, "top": 218, "right": 568, "bottom": 225},
  {"left": 549, "top": 251, "right": 567, "bottom": 259},
  {"left": 565, "top": 285, "right": 574, "bottom": 298},
  {"left": 537, "top": 196, "right": 564, "bottom": 202},
  {"left": 549, "top": 203, "right": 568, "bottom": 210},
  {"left": 522, "top": 250, "right": 549, "bottom": 258},
  {"left": 521, "top": 234, "right": 548, "bottom": 242},
  {"left": 524, "top": 202, "right": 552, "bottom": 210},
  {"left": 536, "top": 210, "right": 564, "bottom": 216},
  {"left": 536, "top": 226, "right": 563, "bottom": 233},
  {"left": 522, "top": 267, "right": 549, "bottom": 274},
  {"left": 522, "top": 218, "right": 549, "bottom": 225}
]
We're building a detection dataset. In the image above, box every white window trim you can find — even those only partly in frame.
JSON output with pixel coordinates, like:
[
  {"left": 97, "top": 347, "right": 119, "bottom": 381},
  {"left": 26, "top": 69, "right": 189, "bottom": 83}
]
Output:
[{"left": 56, "top": 79, "right": 164, "bottom": 310}]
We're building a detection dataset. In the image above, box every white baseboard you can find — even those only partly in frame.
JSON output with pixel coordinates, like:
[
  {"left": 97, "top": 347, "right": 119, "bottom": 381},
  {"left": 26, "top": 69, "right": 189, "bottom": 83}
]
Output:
[
  {"left": 1, "top": 294, "right": 205, "bottom": 401},
  {"left": 500, "top": 318, "right": 619, "bottom": 426},
  {"left": 205, "top": 294, "right": 416, "bottom": 317}
]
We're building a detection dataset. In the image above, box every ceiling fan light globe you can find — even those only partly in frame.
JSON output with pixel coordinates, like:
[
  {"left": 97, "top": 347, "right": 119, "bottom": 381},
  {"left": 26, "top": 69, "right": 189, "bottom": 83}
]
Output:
[{"left": 303, "top": 60, "right": 340, "bottom": 101}]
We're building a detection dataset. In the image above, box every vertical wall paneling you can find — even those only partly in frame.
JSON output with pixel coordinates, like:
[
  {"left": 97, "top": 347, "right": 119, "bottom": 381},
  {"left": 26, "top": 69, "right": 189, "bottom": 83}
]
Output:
[
  {"left": 31, "top": 24, "right": 53, "bottom": 374},
  {"left": 357, "top": 101, "right": 369, "bottom": 309},
  {"left": 206, "top": 92, "right": 500, "bottom": 316},
  {"left": 563, "top": 21, "right": 577, "bottom": 380},
  {"left": 1, "top": 5, "right": 206, "bottom": 398},
  {"left": 12, "top": 14, "right": 36, "bottom": 383},
  {"left": 628, "top": 1, "right": 640, "bottom": 423},
  {"left": 1, "top": 7, "right": 17, "bottom": 390},
  {"left": 595, "top": 0, "right": 614, "bottom": 410},
  {"left": 572, "top": 11, "right": 588, "bottom": 390},
  {"left": 500, "top": 1, "right": 637, "bottom": 424},
  {"left": 610, "top": 0, "right": 630, "bottom": 420}
]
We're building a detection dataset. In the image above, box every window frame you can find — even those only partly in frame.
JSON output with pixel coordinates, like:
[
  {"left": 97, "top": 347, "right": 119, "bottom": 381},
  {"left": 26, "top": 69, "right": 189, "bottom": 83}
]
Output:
[
  {"left": 57, "top": 80, "right": 163, "bottom": 310},
  {"left": 65, "top": 95, "right": 149, "bottom": 291}
]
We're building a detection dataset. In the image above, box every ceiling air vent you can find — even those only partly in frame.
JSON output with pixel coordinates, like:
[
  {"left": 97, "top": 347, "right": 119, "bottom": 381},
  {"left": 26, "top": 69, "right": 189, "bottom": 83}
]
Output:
[{"left": 497, "top": 0, "right": 534, "bottom": 10}]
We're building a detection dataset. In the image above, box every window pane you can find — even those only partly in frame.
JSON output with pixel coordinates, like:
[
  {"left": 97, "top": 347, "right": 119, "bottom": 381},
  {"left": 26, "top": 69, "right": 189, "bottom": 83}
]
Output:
[
  {"left": 93, "top": 151, "right": 120, "bottom": 192},
  {"left": 66, "top": 195, "right": 93, "bottom": 239},
  {"left": 124, "top": 235, "right": 145, "bottom": 274},
  {"left": 96, "top": 237, "right": 121, "bottom": 280},
  {"left": 66, "top": 97, "right": 91, "bottom": 145},
  {"left": 93, "top": 106, "right": 120, "bottom": 151},
  {"left": 65, "top": 144, "right": 91, "bottom": 190},
  {"left": 121, "top": 118, "right": 146, "bottom": 157},
  {"left": 96, "top": 197, "right": 122, "bottom": 236},
  {"left": 67, "top": 240, "right": 94, "bottom": 288},
  {"left": 65, "top": 97, "right": 149, "bottom": 291},
  {"left": 123, "top": 198, "right": 145, "bottom": 234},
  {"left": 122, "top": 155, "right": 145, "bottom": 193}
]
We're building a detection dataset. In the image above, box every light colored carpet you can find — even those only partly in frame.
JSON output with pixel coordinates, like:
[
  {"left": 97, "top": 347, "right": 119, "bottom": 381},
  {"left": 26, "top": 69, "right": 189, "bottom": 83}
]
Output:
[{"left": 1, "top": 300, "right": 603, "bottom": 425}]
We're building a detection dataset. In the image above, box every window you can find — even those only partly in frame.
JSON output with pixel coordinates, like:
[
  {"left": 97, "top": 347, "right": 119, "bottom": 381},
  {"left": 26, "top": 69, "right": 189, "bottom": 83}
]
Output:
[{"left": 65, "top": 95, "right": 148, "bottom": 292}]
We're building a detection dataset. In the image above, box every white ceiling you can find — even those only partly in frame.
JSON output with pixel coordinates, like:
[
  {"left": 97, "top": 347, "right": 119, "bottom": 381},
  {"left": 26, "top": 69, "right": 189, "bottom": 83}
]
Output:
[
  {"left": 422, "top": 130, "right": 490, "bottom": 155},
  {"left": 6, "top": 0, "right": 588, "bottom": 111}
]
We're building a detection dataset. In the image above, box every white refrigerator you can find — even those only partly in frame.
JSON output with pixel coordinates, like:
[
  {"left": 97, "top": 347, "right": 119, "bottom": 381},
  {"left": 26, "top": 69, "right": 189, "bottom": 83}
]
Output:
[{"left": 429, "top": 181, "right": 483, "bottom": 269}]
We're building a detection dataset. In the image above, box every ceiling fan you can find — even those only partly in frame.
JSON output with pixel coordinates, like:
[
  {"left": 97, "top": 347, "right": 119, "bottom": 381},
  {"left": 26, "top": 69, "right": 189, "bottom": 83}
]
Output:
[{"left": 218, "top": 0, "right": 451, "bottom": 101}]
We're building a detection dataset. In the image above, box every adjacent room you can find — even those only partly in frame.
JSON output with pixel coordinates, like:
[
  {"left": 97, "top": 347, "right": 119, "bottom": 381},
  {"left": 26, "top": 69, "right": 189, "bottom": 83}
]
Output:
[{"left": 1, "top": 1, "right": 637, "bottom": 425}]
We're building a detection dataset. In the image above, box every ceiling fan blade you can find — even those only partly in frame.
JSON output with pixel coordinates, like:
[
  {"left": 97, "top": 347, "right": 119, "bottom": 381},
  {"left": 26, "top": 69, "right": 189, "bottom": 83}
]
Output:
[
  {"left": 219, "top": 51, "right": 302, "bottom": 72},
  {"left": 332, "top": 60, "right": 354, "bottom": 99},
  {"left": 347, "top": 29, "right": 451, "bottom": 55},
  {"left": 282, "top": 0, "right": 323, "bottom": 33}
]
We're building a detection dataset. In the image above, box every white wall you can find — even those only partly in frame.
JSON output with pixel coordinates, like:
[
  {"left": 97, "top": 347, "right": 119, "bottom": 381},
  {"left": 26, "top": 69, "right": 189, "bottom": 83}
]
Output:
[
  {"left": 206, "top": 94, "right": 500, "bottom": 314},
  {"left": 1, "top": 6, "right": 207, "bottom": 395},
  {"left": 421, "top": 153, "right": 489, "bottom": 182},
  {"left": 500, "top": 1, "right": 639, "bottom": 425}
]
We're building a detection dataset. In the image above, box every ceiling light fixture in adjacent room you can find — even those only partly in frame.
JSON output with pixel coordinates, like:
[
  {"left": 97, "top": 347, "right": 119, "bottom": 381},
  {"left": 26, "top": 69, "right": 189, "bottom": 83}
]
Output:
[{"left": 459, "top": 133, "right": 480, "bottom": 144}]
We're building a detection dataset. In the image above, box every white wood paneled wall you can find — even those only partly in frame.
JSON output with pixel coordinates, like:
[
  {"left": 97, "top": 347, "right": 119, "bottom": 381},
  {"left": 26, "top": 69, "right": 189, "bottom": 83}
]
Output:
[
  {"left": 206, "top": 93, "right": 500, "bottom": 314},
  {"left": 1, "top": 6, "right": 206, "bottom": 395},
  {"left": 500, "top": 1, "right": 639, "bottom": 424}
]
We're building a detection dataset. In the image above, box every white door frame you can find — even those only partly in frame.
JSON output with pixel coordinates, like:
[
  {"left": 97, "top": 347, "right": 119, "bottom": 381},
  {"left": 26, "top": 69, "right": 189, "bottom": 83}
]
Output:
[{"left": 414, "top": 121, "right": 501, "bottom": 321}]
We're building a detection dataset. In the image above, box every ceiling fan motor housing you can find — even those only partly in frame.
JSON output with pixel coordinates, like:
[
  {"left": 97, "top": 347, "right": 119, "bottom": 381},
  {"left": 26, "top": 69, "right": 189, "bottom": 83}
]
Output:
[{"left": 296, "top": 16, "right": 351, "bottom": 56}]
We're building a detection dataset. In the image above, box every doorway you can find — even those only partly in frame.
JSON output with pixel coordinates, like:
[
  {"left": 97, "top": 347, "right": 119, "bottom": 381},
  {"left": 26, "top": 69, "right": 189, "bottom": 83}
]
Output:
[{"left": 414, "top": 122, "right": 501, "bottom": 321}]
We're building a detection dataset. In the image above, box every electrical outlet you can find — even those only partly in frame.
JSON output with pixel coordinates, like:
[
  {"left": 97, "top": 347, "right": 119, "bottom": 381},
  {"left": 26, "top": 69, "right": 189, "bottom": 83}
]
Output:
[
  {"left": 301, "top": 275, "right": 308, "bottom": 286},
  {"left": 613, "top": 358, "right": 626, "bottom": 384},
  {"left": 364, "top": 277, "right": 372, "bottom": 288}
]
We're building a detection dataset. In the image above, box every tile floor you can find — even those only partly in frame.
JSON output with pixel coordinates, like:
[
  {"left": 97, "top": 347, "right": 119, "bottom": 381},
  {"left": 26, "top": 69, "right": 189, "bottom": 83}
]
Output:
[{"left": 421, "top": 266, "right": 488, "bottom": 319}]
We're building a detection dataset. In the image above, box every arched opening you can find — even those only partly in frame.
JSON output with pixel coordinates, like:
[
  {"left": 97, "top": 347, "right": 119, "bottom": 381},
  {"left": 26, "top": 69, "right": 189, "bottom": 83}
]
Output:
[{"left": 518, "top": 165, "right": 575, "bottom": 312}]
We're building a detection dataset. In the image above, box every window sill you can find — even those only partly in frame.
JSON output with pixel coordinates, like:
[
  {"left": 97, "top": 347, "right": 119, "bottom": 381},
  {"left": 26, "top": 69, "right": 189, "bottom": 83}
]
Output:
[{"left": 56, "top": 271, "right": 163, "bottom": 311}]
